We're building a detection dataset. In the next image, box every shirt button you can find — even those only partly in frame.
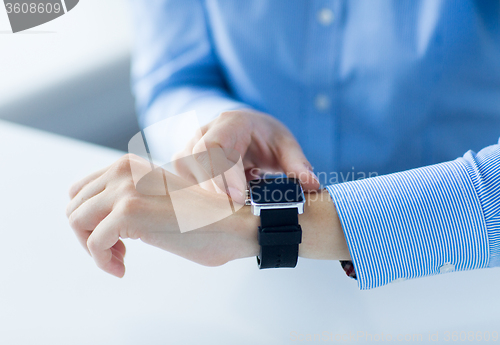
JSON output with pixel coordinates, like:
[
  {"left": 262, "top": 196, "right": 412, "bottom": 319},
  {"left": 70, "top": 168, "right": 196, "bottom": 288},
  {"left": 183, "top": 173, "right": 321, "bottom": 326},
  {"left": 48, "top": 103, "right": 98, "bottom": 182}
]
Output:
[
  {"left": 314, "top": 94, "right": 331, "bottom": 111},
  {"left": 439, "top": 263, "right": 455, "bottom": 274},
  {"left": 317, "top": 8, "right": 334, "bottom": 26}
]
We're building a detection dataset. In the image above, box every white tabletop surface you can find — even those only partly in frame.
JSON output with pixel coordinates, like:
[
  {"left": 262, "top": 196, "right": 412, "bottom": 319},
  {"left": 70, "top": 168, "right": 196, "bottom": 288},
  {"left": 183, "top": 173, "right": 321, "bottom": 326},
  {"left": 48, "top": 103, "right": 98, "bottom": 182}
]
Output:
[
  {"left": 0, "top": 120, "right": 499, "bottom": 345},
  {"left": 0, "top": 0, "right": 131, "bottom": 107}
]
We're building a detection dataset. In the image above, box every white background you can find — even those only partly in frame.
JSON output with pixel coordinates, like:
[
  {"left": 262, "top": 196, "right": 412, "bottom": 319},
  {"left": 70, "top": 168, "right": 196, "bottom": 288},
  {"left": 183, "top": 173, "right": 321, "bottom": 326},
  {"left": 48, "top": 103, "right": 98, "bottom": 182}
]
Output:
[{"left": 0, "top": 0, "right": 138, "bottom": 150}]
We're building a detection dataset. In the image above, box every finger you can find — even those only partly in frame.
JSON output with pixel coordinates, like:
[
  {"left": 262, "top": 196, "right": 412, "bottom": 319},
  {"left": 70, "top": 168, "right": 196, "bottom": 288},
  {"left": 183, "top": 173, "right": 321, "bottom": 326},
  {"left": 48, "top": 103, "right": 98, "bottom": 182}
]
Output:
[
  {"left": 176, "top": 112, "right": 251, "bottom": 200},
  {"left": 173, "top": 151, "right": 219, "bottom": 194},
  {"left": 69, "top": 165, "right": 110, "bottom": 199},
  {"left": 192, "top": 140, "right": 247, "bottom": 202},
  {"left": 110, "top": 246, "right": 125, "bottom": 267},
  {"left": 66, "top": 175, "right": 107, "bottom": 218},
  {"left": 112, "top": 238, "right": 127, "bottom": 258},
  {"left": 172, "top": 151, "right": 197, "bottom": 184},
  {"left": 193, "top": 146, "right": 247, "bottom": 203},
  {"left": 73, "top": 228, "right": 92, "bottom": 256},
  {"left": 68, "top": 190, "right": 113, "bottom": 232},
  {"left": 220, "top": 150, "right": 247, "bottom": 204},
  {"left": 172, "top": 129, "right": 203, "bottom": 182},
  {"left": 87, "top": 212, "right": 126, "bottom": 278},
  {"left": 273, "top": 133, "right": 320, "bottom": 191},
  {"left": 195, "top": 115, "right": 252, "bottom": 163},
  {"left": 68, "top": 191, "right": 113, "bottom": 256},
  {"left": 172, "top": 135, "right": 220, "bottom": 194}
]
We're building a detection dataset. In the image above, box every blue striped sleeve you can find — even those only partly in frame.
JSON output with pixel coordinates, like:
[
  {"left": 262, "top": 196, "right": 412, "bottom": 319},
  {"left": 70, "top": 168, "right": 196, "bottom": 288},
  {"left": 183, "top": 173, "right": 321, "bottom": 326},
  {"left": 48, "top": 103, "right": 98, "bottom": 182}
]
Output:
[{"left": 326, "top": 139, "right": 500, "bottom": 290}]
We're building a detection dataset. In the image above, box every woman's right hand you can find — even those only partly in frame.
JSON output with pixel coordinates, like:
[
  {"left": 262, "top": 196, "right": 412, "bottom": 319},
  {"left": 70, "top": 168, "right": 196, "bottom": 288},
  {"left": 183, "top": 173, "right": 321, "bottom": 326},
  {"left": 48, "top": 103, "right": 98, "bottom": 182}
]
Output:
[{"left": 172, "top": 109, "right": 320, "bottom": 204}]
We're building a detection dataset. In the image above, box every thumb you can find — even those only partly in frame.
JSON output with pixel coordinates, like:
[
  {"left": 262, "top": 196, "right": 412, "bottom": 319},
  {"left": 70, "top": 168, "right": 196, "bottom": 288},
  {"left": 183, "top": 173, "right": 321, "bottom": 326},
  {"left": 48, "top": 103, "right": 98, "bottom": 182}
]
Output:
[{"left": 274, "top": 135, "right": 320, "bottom": 192}]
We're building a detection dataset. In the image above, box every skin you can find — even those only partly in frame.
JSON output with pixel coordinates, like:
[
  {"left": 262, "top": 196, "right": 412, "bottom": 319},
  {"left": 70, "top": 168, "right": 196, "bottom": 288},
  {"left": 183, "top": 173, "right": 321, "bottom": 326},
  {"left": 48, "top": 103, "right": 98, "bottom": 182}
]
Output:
[
  {"left": 66, "top": 154, "right": 351, "bottom": 278},
  {"left": 172, "top": 109, "right": 321, "bottom": 204}
]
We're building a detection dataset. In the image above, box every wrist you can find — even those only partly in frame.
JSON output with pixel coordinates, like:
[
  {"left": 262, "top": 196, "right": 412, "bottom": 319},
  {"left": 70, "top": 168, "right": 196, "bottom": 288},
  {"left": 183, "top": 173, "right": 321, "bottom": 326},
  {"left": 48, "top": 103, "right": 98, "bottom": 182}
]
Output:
[
  {"left": 224, "top": 202, "right": 260, "bottom": 260},
  {"left": 230, "top": 189, "right": 351, "bottom": 263},
  {"left": 299, "top": 190, "right": 351, "bottom": 261}
]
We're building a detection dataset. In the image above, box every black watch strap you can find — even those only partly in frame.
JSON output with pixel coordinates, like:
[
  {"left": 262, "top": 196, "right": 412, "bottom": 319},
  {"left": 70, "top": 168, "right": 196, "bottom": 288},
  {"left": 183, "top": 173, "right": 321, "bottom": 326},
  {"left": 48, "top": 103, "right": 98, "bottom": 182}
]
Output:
[{"left": 257, "top": 208, "right": 302, "bottom": 269}]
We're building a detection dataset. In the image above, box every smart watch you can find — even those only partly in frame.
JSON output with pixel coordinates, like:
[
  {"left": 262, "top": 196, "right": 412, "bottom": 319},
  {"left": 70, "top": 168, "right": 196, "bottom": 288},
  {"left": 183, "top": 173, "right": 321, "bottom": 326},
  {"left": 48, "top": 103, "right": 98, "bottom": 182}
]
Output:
[{"left": 246, "top": 177, "right": 305, "bottom": 269}]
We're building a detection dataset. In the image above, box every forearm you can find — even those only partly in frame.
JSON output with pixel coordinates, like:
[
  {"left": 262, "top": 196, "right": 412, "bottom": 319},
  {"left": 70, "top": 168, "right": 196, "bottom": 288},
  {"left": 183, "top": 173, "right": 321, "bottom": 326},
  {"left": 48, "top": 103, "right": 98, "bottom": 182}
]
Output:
[{"left": 326, "top": 139, "right": 500, "bottom": 289}]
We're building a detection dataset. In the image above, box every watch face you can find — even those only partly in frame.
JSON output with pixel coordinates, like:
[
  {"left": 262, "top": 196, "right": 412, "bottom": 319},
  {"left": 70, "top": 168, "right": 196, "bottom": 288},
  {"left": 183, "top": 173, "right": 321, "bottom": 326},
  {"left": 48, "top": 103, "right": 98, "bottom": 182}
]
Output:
[{"left": 248, "top": 177, "right": 304, "bottom": 204}]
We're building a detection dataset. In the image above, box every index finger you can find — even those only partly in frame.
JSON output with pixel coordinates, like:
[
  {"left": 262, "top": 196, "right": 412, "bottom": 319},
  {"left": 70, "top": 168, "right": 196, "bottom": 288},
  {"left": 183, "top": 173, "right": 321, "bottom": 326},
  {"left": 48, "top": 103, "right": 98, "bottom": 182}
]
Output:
[{"left": 69, "top": 165, "right": 111, "bottom": 199}]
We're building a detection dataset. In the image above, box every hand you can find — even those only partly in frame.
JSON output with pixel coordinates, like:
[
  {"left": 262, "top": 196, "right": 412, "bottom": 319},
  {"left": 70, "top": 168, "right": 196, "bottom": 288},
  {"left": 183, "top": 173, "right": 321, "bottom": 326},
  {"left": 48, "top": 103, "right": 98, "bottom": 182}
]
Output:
[
  {"left": 66, "top": 154, "right": 260, "bottom": 278},
  {"left": 173, "top": 109, "right": 320, "bottom": 204},
  {"left": 66, "top": 154, "right": 349, "bottom": 278}
]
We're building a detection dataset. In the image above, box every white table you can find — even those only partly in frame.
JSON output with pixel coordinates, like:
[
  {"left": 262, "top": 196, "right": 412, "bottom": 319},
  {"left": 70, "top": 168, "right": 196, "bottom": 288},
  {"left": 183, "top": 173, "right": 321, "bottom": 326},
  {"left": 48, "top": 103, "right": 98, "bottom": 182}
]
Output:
[
  {"left": 0, "top": 121, "right": 499, "bottom": 345},
  {"left": 0, "top": 0, "right": 138, "bottom": 150}
]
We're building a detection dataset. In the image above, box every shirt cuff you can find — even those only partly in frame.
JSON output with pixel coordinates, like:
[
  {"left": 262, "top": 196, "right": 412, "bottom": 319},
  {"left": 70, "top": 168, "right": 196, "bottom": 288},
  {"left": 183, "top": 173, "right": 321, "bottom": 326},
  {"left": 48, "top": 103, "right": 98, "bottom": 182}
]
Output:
[{"left": 326, "top": 159, "right": 489, "bottom": 290}]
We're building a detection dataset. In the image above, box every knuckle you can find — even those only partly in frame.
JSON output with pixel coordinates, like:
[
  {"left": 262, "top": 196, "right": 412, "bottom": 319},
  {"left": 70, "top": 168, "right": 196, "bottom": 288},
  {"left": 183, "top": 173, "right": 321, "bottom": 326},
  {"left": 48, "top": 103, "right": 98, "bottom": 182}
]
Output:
[
  {"left": 117, "top": 179, "right": 138, "bottom": 196},
  {"left": 218, "top": 110, "right": 238, "bottom": 121},
  {"left": 114, "top": 156, "right": 133, "bottom": 173},
  {"left": 204, "top": 134, "right": 232, "bottom": 151},
  {"left": 123, "top": 153, "right": 140, "bottom": 161},
  {"left": 113, "top": 153, "right": 147, "bottom": 176},
  {"left": 65, "top": 204, "right": 73, "bottom": 219},
  {"left": 200, "top": 123, "right": 211, "bottom": 135},
  {"left": 126, "top": 153, "right": 151, "bottom": 167},
  {"left": 86, "top": 236, "right": 98, "bottom": 253},
  {"left": 119, "top": 196, "right": 143, "bottom": 215},
  {"left": 68, "top": 211, "right": 83, "bottom": 231},
  {"left": 219, "top": 110, "right": 250, "bottom": 127},
  {"left": 68, "top": 183, "right": 79, "bottom": 199},
  {"left": 191, "top": 139, "right": 209, "bottom": 155}
]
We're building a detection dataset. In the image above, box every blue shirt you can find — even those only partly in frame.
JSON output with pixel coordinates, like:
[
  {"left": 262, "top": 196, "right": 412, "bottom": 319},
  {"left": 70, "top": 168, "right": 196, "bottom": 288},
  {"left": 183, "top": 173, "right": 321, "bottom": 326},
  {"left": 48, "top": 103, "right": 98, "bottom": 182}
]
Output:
[{"left": 130, "top": 0, "right": 500, "bottom": 289}]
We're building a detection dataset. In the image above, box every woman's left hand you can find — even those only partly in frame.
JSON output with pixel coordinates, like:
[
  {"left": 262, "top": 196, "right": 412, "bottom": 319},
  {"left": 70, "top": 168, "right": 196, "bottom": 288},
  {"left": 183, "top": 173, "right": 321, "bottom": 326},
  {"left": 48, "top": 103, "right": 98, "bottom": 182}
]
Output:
[{"left": 66, "top": 154, "right": 259, "bottom": 278}]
